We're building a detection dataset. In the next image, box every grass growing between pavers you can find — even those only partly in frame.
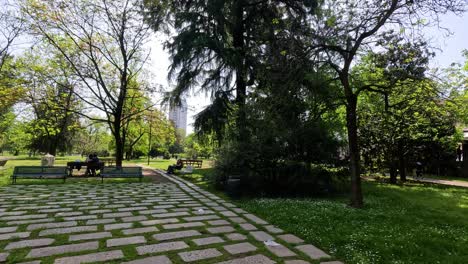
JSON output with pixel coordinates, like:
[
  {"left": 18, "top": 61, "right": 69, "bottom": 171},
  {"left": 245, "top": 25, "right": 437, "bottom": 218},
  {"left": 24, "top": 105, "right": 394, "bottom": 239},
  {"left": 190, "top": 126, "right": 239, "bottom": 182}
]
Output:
[{"left": 177, "top": 171, "right": 468, "bottom": 264}]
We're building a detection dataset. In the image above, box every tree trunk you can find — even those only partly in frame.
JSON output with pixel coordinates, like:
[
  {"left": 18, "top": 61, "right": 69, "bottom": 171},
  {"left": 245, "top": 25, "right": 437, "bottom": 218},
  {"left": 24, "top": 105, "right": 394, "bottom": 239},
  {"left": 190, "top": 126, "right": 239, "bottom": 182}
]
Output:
[
  {"left": 233, "top": 0, "right": 247, "bottom": 143},
  {"left": 389, "top": 163, "right": 397, "bottom": 184},
  {"left": 346, "top": 95, "right": 363, "bottom": 208},
  {"left": 398, "top": 144, "right": 406, "bottom": 181}
]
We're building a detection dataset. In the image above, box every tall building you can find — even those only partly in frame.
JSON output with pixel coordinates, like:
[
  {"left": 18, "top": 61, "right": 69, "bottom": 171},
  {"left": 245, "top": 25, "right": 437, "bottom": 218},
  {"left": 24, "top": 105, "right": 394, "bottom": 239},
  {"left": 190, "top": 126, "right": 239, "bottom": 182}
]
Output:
[{"left": 168, "top": 99, "right": 188, "bottom": 136}]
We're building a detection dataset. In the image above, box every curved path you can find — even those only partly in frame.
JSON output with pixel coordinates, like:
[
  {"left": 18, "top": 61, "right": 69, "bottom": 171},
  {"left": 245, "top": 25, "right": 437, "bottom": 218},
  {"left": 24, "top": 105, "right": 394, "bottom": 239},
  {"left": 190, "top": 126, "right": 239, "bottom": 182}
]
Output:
[{"left": 0, "top": 168, "right": 342, "bottom": 264}]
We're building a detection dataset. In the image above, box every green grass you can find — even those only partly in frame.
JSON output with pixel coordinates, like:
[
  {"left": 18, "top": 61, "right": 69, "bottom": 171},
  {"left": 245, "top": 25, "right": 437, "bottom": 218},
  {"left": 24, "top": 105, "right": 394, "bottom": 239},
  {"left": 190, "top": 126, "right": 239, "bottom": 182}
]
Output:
[{"left": 177, "top": 170, "right": 468, "bottom": 264}]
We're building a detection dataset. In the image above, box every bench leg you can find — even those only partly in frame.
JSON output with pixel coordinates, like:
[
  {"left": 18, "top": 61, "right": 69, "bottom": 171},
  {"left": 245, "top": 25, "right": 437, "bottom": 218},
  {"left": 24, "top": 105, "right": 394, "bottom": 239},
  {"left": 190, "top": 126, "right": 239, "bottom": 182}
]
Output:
[{"left": 101, "top": 177, "right": 103, "bottom": 184}]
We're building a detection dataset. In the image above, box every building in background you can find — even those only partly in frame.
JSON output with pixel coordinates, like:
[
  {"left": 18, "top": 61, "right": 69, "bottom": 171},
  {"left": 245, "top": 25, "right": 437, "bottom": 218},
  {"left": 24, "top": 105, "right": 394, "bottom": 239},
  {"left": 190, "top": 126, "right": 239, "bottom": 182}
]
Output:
[{"left": 168, "top": 99, "right": 188, "bottom": 136}]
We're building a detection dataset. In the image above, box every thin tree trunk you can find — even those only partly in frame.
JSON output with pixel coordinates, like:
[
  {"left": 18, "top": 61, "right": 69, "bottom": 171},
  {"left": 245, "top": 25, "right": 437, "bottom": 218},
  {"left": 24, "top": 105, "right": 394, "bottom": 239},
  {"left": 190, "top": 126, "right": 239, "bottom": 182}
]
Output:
[
  {"left": 389, "top": 163, "right": 397, "bottom": 184},
  {"left": 398, "top": 143, "right": 406, "bottom": 181},
  {"left": 346, "top": 95, "right": 363, "bottom": 208},
  {"left": 233, "top": 0, "right": 247, "bottom": 143}
]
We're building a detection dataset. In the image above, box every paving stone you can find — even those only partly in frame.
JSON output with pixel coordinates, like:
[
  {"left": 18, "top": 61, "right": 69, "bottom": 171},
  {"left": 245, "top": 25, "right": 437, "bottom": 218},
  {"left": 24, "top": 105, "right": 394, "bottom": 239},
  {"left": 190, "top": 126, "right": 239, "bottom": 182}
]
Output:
[
  {"left": 0, "top": 232, "right": 30, "bottom": 241},
  {"left": 69, "top": 232, "right": 112, "bottom": 241},
  {"left": 232, "top": 208, "right": 247, "bottom": 214},
  {"left": 278, "top": 234, "right": 304, "bottom": 244},
  {"left": 53, "top": 250, "right": 124, "bottom": 264},
  {"left": 56, "top": 212, "right": 83, "bottom": 217},
  {"left": 16, "top": 261, "right": 41, "bottom": 264},
  {"left": 229, "top": 217, "right": 247, "bottom": 224},
  {"left": 153, "top": 212, "right": 190, "bottom": 218},
  {"left": 239, "top": 223, "right": 257, "bottom": 231},
  {"left": 250, "top": 231, "right": 274, "bottom": 242},
  {"left": 0, "top": 226, "right": 17, "bottom": 233},
  {"left": 264, "top": 225, "right": 284, "bottom": 234},
  {"left": 285, "top": 261, "right": 310, "bottom": 264},
  {"left": 103, "top": 212, "right": 133, "bottom": 218},
  {"left": 265, "top": 243, "right": 296, "bottom": 257},
  {"left": 26, "top": 241, "right": 99, "bottom": 258},
  {"left": 178, "top": 248, "right": 223, "bottom": 262},
  {"left": 0, "top": 252, "right": 8, "bottom": 262},
  {"left": 5, "top": 238, "right": 55, "bottom": 250},
  {"left": 104, "top": 223, "right": 133, "bottom": 231},
  {"left": 139, "top": 209, "right": 168, "bottom": 215},
  {"left": 63, "top": 215, "right": 97, "bottom": 221},
  {"left": 295, "top": 244, "right": 330, "bottom": 260},
  {"left": 39, "top": 208, "right": 72, "bottom": 213},
  {"left": 207, "top": 226, "right": 236, "bottom": 234},
  {"left": 183, "top": 215, "right": 220, "bottom": 221},
  {"left": 39, "top": 226, "right": 97, "bottom": 236},
  {"left": 122, "top": 227, "right": 158, "bottom": 235},
  {"left": 118, "top": 206, "right": 148, "bottom": 212},
  {"left": 86, "top": 218, "right": 116, "bottom": 225},
  {"left": 122, "top": 215, "right": 148, "bottom": 222},
  {"left": 192, "top": 236, "right": 225, "bottom": 246},
  {"left": 7, "top": 218, "right": 54, "bottom": 225},
  {"left": 1, "top": 214, "right": 47, "bottom": 221},
  {"left": 136, "top": 241, "right": 189, "bottom": 255},
  {"left": 216, "top": 254, "right": 275, "bottom": 264},
  {"left": 89, "top": 209, "right": 112, "bottom": 214},
  {"left": 224, "top": 242, "right": 257, "bottom": 254},
  {"left": 140, "top": 218, "right": 179, "bottom": 226},
  {"left": 226, "top": 233, "right": 247, "bottom": 241},
  {"left": 0, "top": 211, "right": 26, "bottom": 216},
  {"left": 122, "top": 255, "right": 172, "bottom": 264},
  {"left": 27, "top": 221, "right": 77, "bottom": 231},
  {"left": 243, "top": 214, "right": 268, "bottom": 225},
  {"left": 154, "top": 230, "right": 201, "bottom": 241},
  {"left": 208, "top": 220, "right": 230, "bottom": 226},
  {"left": 162, "top": 222, "right": 205, "bottom": 229},
  {"left": 319, "top": 261, "right": 343, "bottom": 264},
  {"left": 220, "top": 211, "right": 237, "bottom": 217},
  {"left": 107, "top": 236, "right": 146, "bottom": 247}
]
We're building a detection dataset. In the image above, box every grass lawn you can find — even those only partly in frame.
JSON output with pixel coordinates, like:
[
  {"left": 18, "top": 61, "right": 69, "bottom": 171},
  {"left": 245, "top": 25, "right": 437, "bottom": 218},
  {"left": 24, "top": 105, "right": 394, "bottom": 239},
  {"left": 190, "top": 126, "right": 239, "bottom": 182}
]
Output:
[{"left": 177, "top": 170, "right": 468, "bottom": 264}]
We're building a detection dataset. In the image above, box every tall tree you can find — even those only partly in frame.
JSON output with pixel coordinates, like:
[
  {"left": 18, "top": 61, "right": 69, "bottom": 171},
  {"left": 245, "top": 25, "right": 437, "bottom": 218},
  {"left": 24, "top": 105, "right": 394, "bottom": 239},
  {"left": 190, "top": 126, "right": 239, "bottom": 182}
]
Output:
[
  {"left": 22, "top": 0, "right": 152, "bottom": 165},
  {"left": 306, "top": 0, "right": 465, "bottom": 207}
]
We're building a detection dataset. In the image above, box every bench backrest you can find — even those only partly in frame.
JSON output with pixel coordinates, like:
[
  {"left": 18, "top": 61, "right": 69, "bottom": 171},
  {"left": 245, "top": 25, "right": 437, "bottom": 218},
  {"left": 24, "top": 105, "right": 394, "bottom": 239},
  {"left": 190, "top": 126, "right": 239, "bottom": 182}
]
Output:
[
  {"left": 13, "top": 166, "right": 68, "bottom": 175},
  {"left": 101, "top": 166, "right": 142, "bottom": 175},
  {"left": 182, "top": 160, "right": 202, "bottom": 167},
  {"left": 0, "top": 160, "right": 7, "bottom": 167}
]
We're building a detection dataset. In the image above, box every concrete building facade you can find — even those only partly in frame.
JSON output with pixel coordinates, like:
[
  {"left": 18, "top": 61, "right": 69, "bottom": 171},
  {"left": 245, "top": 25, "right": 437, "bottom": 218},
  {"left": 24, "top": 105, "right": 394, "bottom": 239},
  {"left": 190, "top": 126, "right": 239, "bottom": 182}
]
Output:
[{"left": 168, "top": 99, "right": 188, "bottom": 136}]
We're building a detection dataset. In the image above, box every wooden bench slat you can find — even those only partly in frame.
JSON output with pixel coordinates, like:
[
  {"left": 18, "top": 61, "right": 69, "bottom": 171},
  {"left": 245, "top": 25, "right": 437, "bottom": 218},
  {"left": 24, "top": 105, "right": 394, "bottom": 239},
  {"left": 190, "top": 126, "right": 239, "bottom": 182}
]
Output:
[{"left": 12, "top": 166, "right": 68, "bottom": 184}]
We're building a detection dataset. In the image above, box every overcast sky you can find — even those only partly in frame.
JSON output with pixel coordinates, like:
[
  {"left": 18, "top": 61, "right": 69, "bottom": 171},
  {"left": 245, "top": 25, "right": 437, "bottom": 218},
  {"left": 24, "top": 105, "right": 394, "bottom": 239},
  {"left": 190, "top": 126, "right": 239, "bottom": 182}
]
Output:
[{"left": 148, "top": 11, "right": 468, "bottom": 135}]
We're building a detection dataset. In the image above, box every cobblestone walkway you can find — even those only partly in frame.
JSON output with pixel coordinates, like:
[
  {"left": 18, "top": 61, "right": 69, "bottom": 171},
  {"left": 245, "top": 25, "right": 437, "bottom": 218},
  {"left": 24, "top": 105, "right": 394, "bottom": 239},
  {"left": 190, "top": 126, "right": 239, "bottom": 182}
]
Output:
[{"left": 0, "top": 169, "right": 342, "bottom": 264}]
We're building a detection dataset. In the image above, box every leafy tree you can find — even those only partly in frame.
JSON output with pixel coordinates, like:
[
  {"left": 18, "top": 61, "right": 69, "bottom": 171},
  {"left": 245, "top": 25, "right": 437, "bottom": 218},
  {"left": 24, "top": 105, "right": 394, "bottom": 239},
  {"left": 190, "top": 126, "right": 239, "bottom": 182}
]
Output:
[
  {"left": 22, "top": 0, "right": 153, "bottom": 166},
  {"left": 305, "top": 0, "right": 465, "bottom": 207}
]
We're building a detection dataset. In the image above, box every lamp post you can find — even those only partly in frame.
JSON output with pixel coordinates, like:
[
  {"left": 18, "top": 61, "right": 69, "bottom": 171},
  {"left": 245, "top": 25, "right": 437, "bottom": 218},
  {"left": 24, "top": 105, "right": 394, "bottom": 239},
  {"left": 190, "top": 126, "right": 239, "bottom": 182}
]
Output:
[{"left": 147, "top": 111, "right": 153, "bottom": 166}]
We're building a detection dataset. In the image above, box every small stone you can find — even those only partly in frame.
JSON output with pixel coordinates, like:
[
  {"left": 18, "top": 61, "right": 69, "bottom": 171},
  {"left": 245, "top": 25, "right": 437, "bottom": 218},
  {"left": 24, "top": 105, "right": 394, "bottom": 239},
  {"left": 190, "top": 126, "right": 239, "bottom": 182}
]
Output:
[
  {"left": 207, "top": 226, "right": 235, "bottom": 234},
  {"left": 69, "top": 232, "right": 112, "bottom": 241},
  {"left": 178, "top": 248, "right": 222, "bottom": 262},
  {"left": 208, "top": 220, "right": 230, "bottom": 226},
  {"left": 154, "top": 230, "right": 201, "bottom": 241},
  {"left": 224, "top": 242, "right": 257, "bottom": 255},
  {"left": 140, "top": 218, "right": 178, "bottom": 226},
  {"left": 239, "top": 223, "right": 257, "bottom": 231},
  {"left": 122, "top": 255, "right": 172, "bottom": 264},
  {"left": 0, "top": 232, "right": 30, "bottom": 241},
  {"left": 162, "top": 222, "right": 205, "bottom": 229},
  {"left": 278, "top": 234, "right": 304, "bottom": 244},
  {"left": 250, "top": 231, "right": 273, "bottom": 242},
  {"left": 5, "top": 238, "right": 54, "bottom": 250},
  {"left": 107, "top": 236, "right": 146, "bottom": 247},
  {"left": 39, "top": 226, "right": 97, "bottom": 236},
  {"left": 264, "top": 225, "right": 284, "bottom": 234},
  {"left": 27, "top": 221, "right": 77, "bottom": 231},
  {"left": 243, "top": 214, "right": 267, "bottom": 225},
  {"left": 136, "top": 241, "right": 189, "bottom": 255},
  {"left": 192, "top": 236, "right": 225, "bottom": 246},
  {"left": 265, "top": 243, "right": 296, "bottom": 257},
  {"left": 217, "top": 254, "right": 275, "bottom": 264},
  {"left": 53, "top": 250, "right": 124, "bottom": 264},
  {"left": 226, "top": 233, "right": 247, "bottom": 241},
  {"left": 0, "top": 252, "right": 8, "bottom": 262},
  {"left": 295, "top": 244, "right": 330, "bottom": 260},
  {"left": 0, "top": 226, "right": 17, "bottom": 233},
  {"left": 26, "top": 241, "right": 98, "bottom": 258},
  {"left": 104, "top": 223, "right": 133, "bottom": 231},
  {"left": 122, "top": 227, "right": 158, "bottom": 235}
]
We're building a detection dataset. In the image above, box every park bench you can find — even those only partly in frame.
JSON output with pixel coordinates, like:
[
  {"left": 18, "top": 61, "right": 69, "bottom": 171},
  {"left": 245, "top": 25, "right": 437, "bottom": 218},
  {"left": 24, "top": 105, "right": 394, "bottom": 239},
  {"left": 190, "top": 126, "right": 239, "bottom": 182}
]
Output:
[
  {"left": 12, "top": 166, "right": 68, "bottom": 184},
  {"left": 182, "top": 159, "right": 203, "bottom": 168},
  {"left": 100, "top": 166, "right": 143, "bottom": 183}
]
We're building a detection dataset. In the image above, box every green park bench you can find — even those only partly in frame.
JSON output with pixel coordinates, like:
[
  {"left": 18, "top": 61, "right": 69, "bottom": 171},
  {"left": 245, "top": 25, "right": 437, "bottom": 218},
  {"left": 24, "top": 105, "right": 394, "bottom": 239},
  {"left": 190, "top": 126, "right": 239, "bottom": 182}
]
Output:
[
  {"left": 182, "top": 159, "right": 203, "bottom": 168},
  {"left": 100, "top": 166, "right": 143, "bottom": 183},
  {"left": 12, "top": 166, "right": 68, "bottom": 184}
]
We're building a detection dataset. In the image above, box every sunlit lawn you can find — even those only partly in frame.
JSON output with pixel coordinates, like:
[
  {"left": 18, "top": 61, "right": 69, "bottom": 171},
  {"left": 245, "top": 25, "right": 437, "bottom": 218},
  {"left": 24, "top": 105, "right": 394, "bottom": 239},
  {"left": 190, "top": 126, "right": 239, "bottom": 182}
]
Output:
[{"left": 178, "top": 169, "right": 468, "bottom": 264}]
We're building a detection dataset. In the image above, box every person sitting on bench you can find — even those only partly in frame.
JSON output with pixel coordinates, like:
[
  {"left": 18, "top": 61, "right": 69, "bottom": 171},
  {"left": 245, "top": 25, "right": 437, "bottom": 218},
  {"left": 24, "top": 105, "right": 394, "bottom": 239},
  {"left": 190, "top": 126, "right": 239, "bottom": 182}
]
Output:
[{"left": 167, "top": 159, "right": 183, "bottom": 174}]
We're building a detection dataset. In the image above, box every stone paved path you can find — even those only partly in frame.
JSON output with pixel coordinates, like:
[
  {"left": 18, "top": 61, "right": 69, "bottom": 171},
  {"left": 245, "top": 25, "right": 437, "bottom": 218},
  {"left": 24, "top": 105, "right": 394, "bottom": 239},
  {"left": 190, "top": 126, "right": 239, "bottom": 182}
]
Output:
[
  {"left": 410, "top": 176, "right": 468, "bottom": 188},
  {"left": 0, "top": 168, "right": 342, "bottom": 264}
]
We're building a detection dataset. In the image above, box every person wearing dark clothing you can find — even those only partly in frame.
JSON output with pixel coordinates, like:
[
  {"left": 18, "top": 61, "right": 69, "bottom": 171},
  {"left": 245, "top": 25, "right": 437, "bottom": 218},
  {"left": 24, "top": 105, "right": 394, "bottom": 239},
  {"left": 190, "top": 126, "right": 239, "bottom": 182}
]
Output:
[{"left": 167, "top": 159, "right": 183, "bottom": 174}]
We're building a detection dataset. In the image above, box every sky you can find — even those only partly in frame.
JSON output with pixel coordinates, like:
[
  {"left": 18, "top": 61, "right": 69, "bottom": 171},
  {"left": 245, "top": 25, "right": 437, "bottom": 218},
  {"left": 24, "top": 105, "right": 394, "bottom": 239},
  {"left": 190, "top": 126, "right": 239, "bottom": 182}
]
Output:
[{"left": 144, "top": 12, "right": 468, "bottom": 135}]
